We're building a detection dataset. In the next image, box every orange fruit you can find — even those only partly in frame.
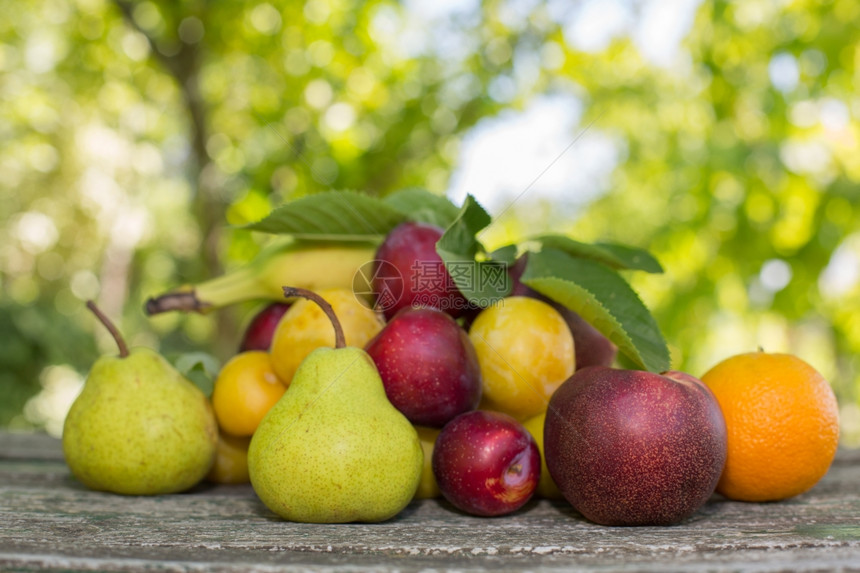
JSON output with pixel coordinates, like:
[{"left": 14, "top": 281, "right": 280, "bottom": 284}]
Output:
[
  {"left": 211, "top": 351, "right": 287, "bottom": 437},
  {"left": 700, "top": 352, "right": 839, "bottom": 502}
]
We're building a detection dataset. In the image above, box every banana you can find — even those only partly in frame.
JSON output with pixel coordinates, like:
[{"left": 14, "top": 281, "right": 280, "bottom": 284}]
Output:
[{"left": 144, "top": 241, "right": 378, "bottom": 315}]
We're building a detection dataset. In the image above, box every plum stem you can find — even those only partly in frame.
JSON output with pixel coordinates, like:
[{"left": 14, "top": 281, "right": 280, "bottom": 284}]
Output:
[
  {"left": 282, "top": 287, "right": 346, "bottom": 349},
  {"left": 86, "top": 300, "right": 129, "bottom": 358}
]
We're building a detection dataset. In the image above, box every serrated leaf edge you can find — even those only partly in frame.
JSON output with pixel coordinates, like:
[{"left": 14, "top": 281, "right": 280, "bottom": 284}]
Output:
[
  {"left": 532, "top": 234, "right": 663, "bottom": 274},
  {"left": 524, "top": 276, "right": 650, "bottom": 370},
  {"left": 243, "top": 190, "right": 405, "bottom": 237}
]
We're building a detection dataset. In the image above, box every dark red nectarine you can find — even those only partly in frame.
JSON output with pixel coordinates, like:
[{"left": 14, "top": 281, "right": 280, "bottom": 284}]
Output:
[{"left": 544, "top": 366, "right": 727, "bottom": 526}]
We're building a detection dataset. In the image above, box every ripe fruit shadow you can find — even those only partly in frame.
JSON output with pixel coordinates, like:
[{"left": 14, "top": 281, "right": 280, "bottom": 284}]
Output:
[
  {"left": 434, "top": 496, "right": 547, "bottom": 519},
  {"left": 249, "top": 495, "right": 425, "bottom": 524}
]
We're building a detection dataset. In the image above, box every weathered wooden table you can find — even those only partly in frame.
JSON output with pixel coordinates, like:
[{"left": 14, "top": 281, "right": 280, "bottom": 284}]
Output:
[{"left": 2, "top": 432, "right": 859, "bottom": 571}]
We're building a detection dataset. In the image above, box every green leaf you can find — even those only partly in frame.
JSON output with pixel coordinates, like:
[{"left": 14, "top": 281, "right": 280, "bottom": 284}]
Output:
[
  {"left": 534, "top": 234, "right": 664, "bottom": 273},
  {"left": 437, "top": 195, "right": 491, "bottom": 258},
  {"left": 383, "top": 188, "right": 461, "bottom": 228},
  {"left": 436, "top": 195, "right": 511, "bottom": 303},
  {"left": 522, "top": 248, "right": 670, "bottom": 373},
  {"left": 173, "top": 352, "right": 221, "bottom": 397},
  {"left": 488, "top": 244, "right": 518, "bottom": 265},
  {"left": 243, "top": 191, "right": 408, "bottom": 240}
]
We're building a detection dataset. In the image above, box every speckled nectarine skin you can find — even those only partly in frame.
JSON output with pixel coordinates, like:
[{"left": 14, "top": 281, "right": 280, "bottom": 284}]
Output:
[{"left": 545, "top": 366, "right": 727, "bottom": 526}]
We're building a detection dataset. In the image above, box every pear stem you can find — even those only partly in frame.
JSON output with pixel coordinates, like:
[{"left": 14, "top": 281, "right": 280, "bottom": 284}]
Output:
[
  {"left": 86, "top": 300, "right": 130, "bottom": 358},
  {"left": 282, "top": 287, "right": 346, "bottom": 349}
]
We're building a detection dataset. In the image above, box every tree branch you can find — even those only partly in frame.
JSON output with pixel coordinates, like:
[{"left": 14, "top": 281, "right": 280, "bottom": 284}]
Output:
[
  {"left": 112, "top": 0, "right": 220, "bottom": 277},
  {"left": 111, "top": 0, "right": 237, "bottom": 357}
]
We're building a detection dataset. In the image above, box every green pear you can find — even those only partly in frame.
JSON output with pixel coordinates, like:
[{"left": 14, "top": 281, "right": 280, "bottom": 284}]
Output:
[
  {"left": 62, "top": 302, "right": 217, "bottom": 495},
  {"left": 248, "top": 288, "right": 422, "bottom": 523}
]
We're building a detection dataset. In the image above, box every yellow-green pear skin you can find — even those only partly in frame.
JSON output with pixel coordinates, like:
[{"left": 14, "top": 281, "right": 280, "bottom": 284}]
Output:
[
  {"left": 62, "top": 347, "right": 218, "bottom": 495},
  {"left": 248, "top": 346, "right": 423, "bottom": 523}
]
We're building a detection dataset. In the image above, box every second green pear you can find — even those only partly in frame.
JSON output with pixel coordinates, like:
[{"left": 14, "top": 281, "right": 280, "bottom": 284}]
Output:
[
  {"left": 248, "top": 344, "right": 423, "bottom": 523},
  {"left": 63, "top": 303, "right": 217, "bottom": 496}
]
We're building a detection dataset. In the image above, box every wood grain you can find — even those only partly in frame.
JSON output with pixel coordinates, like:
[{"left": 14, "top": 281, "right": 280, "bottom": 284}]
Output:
[{"left": 1, "top": 432, "right": 859, "bottom": 571}]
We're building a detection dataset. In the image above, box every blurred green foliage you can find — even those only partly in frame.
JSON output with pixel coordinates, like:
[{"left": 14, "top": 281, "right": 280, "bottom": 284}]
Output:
[{"left": 2, "top": 0, "right": 859, "bottom": 441}]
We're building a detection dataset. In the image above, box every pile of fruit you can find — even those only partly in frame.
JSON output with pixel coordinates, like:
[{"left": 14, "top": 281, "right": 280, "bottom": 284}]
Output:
[{"left": 62, "top": 191, "right": 840, "bottom": 526}]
